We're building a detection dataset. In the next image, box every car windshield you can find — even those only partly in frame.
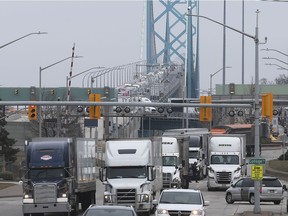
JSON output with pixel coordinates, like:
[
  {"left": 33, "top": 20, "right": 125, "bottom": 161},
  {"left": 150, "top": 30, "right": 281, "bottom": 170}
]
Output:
[
  {"left": 189, "top": 151, "right": 199, "bottom": 159},
  {"left": 29, "top": 168, "right": 64, "bottom": 179},
  {"left": 162, "top": 156, "right": 177, "bottom": 166},
  {"left": 107, "top": 166, "right": 146, "bottom": 179},
  {"left": 211, "top": 155, "right": 239, "bottom": 164},
  {"left": 85, "top": 209, "right": 134, "bottom": 216},
  {"left": 159, "top": 191, "right": 202, "bottom": 205}
]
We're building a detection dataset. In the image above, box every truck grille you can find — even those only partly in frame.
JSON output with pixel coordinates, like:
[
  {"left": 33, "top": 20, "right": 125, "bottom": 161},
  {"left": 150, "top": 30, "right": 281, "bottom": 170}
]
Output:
[
  {"left": 34, "top": 184, "right": 57, "bottom": 203},
  {"left": 116, "top": 188, "right": 136, "bottom": 204},
  {"left": 168, "top": 210, "right": 192, "bottom": 216},
  {"left": 216, "top": 172, "right": 232, "bottom": 184},
  {"left": 163, "top": 173, "right": 172, "bottom": 188}
]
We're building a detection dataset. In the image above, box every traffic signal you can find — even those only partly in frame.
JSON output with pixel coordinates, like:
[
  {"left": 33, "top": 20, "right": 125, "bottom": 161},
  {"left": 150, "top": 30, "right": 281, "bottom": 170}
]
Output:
[
  {"left": 28, "top": 105, "right": 37, "bottom": 121},
  {"left": 199, "top": 96, "right": 212, "bottom": 122},
  {"left": 229, "top": 83, "right": 235, "bottom": 95},
  {"left": 261, "top": 93, "right": 273, "bottom": 121},
  {"left": 89, "top": 94, "right": 101, "bottom": 119}
]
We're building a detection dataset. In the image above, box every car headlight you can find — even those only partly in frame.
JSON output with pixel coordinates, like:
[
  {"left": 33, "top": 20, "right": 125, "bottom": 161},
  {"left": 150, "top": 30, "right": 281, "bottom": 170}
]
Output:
[
  {"left": 142, "top": 194, "right": 150, "bottom": 202},
  {"left": 157, "top": 209, "right": 169, "bottom": 214},
  {"left": 190, "top": 209, "right": 203, "bottom": 215},
  {"left": 103, "top": 195, "right": 112, "bottom": 203}
]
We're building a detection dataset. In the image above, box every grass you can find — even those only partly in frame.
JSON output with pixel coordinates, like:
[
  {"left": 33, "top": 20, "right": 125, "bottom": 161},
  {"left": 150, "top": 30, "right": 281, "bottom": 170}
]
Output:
[
  {"left": 0, "top": 183, "right": 15, "bottom": 190},
  {"left": 269, "top": 159, "right": 288, "bottom": 172}
]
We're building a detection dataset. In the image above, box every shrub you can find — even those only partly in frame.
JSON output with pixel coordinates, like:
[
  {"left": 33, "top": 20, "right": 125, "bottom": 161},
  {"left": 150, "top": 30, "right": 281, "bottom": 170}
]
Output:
[{"left": 0, "top": 171, "right": 13, "bottom": 180}]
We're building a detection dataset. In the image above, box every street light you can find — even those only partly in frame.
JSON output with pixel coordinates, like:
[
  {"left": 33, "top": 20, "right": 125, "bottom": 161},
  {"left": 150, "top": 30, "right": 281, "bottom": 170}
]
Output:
[
  {"left": 265, "top": 63, "right": 288, "bottom": 71},
  {"left": 261, "top": 48, "right": 288, "bottom": 58},
  {"left": 0, "top": 31, "right": 47, "bottom": 49},
  {"left": 186, "top": 9, "right": 266, "bottom": 214},
  {"left": 262, "top": 56, "right": 288, "bottom": 66},
  {"left": 67, "top": 66, "right": 105, "bottom": 89},
  {"left": 209, "top": 66, "right": 232, "bottom": 95},
  {"left": 38, "top": 55, "right": 82, "bottom": 137}
]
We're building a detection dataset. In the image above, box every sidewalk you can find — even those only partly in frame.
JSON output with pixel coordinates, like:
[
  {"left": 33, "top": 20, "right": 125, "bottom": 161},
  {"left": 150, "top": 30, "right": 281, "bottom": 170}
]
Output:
[{"left": 0, "top": 181, "right": 22, "bottom": 198}]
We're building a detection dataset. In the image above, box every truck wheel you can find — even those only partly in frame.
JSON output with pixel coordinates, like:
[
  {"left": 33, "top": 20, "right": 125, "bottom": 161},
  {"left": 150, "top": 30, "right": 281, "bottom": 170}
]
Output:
[
  {"left": 23, "top": 214, "right": 30, "bottom": 216},
  {"left": 249, "top": 193, "right": 255, "bottom": 205},
  {"left": 225, "top": 193, "right": 234, "bottom": 204}
]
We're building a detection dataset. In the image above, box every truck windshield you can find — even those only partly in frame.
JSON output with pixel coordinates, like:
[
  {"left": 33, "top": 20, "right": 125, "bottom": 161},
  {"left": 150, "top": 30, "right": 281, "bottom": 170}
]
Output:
[
  {"left": 211, "top": 155, "right": 239, "bottom": 165},
  {"left": 29, "top": 168, "right": 65, "bottom": 179},
  {"left": 107, "top": 166, "right": 146, "bottom": 179},
  {"left": 189, "top": 151, "right": 199, "bottom": 159},
  {"left": 162, "top": 156, "right": 177, "bottom": 166}
]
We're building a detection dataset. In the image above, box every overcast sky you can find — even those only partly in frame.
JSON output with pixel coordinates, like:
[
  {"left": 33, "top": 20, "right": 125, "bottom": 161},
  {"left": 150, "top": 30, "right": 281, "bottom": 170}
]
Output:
[{"left": 1, "top": 0, "right": 288, "bottom": 94}]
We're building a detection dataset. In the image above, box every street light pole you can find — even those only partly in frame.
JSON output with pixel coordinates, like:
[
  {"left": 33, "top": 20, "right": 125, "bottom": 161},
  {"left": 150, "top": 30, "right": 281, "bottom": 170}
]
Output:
[
  {"left": 0, "top": 31, "right": 47, "bottom": 49},
  {"left": 209, "top": 66, "right": 232, "bottom": 95},
  {"left": 187, "top": 9, "right": 266, "bottom": 214},
  {"left": 38, "top": 55, "right": 82, "bottom": 137}
]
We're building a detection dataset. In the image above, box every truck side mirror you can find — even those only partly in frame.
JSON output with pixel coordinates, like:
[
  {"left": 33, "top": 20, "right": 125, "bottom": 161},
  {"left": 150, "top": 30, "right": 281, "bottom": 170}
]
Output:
[
  {"left": 283, "top": 184, "right": 287, "bottom": 191},
  {"left": 148, "top": 166, "right": 155, "bottom": 181},
  {"left": 99, "top": 167, "right": 106, "bottom": 182}
]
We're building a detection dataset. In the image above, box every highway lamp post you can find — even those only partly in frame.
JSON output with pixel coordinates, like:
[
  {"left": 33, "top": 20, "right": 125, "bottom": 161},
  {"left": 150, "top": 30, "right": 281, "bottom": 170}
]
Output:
[
  {"left": 265, "top": 63, "right": 288, "bottom": 71},
  {"left": 0, "top": 31, "right": 47, "bottom": 49},
  {"left": 261, "top": 48, "right": 288, "bottom": 58},
  {"left": 262, "top": 56, "right": 288, "bottom": 66},
  {"left": 209, "top": 66, "right": 232, "bottom": 95},
  {"left": 187, "top": 9, "right": 266, "bottom": 214},
  {"left": 38, "top": 55, "right": 82, "bottom": 137},
  {"left": 67, "top": 66, "right": 104, "bottom": 90}
]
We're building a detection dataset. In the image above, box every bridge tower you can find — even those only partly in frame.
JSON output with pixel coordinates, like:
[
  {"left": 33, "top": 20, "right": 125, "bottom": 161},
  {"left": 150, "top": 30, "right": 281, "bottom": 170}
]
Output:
[{"left": 146, "top": 0, "right": 199, "bottom": 98}]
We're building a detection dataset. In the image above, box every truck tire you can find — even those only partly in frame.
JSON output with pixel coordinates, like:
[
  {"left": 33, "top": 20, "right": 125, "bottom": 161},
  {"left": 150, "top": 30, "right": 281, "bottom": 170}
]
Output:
[{"left": 23, "top": 214, "right": 30, "bottom": 216}]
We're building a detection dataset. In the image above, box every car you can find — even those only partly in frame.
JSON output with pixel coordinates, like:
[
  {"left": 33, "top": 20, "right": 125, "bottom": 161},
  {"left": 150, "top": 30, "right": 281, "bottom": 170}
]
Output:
[
  {"left": 153, "top": 188, "right": 209, "bottom": 216},
  {"left": 82, "top": 205, "right": 137, "bottom": 216},
  {"left": 225, "top": 176, "right": 287, "bottom": 205}
]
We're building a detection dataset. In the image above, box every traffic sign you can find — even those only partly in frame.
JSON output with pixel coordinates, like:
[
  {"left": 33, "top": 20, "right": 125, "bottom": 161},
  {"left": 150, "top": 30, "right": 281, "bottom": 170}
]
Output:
[
  {"left": 249, "top": 158, "right": 266, "bottom": 165},
  {"left": 251, "top": 165, "right": 263, "bottom": 180}
]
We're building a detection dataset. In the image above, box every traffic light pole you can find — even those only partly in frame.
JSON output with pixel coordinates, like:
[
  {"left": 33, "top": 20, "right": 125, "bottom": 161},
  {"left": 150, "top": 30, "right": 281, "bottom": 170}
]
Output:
[{"left": 186, "top": 9, "right": 266, "bottom": 214}]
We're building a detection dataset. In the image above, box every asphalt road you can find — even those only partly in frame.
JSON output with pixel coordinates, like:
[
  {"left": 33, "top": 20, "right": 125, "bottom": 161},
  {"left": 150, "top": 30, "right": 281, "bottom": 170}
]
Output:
[{"left": 1, "top": 147, "right": 287, "bottom": 216}]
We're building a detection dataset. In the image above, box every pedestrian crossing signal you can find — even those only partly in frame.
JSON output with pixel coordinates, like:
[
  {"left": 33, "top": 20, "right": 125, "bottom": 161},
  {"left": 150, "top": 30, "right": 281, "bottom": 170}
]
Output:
[{"left": 28, "top": 105, "right": 37, "bottom": 121}]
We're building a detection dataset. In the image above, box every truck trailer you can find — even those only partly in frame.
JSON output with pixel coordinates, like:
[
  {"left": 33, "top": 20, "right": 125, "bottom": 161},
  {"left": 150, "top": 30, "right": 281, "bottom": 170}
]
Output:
[
  {"left": 21, "top": 138, "right": 97, "bottom": 216},
  {"left": 99, "top": 137, "right": 162, "bottom": 215}
]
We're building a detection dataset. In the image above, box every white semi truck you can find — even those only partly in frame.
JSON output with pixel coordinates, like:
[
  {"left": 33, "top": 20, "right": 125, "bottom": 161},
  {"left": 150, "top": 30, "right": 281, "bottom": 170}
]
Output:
[
  {"left": 163, "top": 128, "right": 209, "bottom": 180},
  {"left": 161, "top": 136, "right": 181, "bottom": 189},
  {"left": 207, "top": 134, "right": 247, "bottom": 191},
  {"left": 99, "top": 137, "right": 162, "bottom": 215}
]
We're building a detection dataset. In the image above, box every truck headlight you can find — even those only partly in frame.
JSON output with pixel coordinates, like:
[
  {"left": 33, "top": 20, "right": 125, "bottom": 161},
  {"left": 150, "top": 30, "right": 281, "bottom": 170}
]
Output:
[
  {"left": 104, "top": 195, "right": 112, "bottom": 203},
  {"left": 24, "top": 194, "right": 32, "bottom": 199},
  {"left": 157, "top": 209, "right": 169, "bottom": 214},
  {"left": 190, "top": 209, "right": 203, "bottom": 215},
  {"left": 141, "top": 194, "right": 149, "bottom": 202}
]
